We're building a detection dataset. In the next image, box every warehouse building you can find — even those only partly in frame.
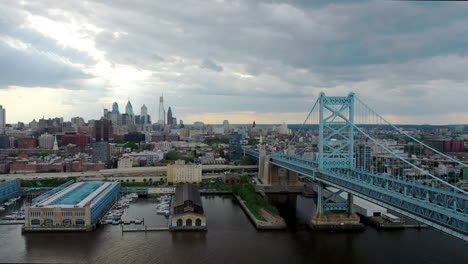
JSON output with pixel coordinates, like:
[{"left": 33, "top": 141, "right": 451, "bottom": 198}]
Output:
[
  {"left": 0, "top": 179, "right": 20, "bottom": 203},
  {"left": 167, "top": 160, "right": 202, "bottom": 184},
  {"left": 170, "top": 183, "right": 207, "bottom": 231},
  {"left": 24, "top": 181, "right": 120, "bottom": 232}
]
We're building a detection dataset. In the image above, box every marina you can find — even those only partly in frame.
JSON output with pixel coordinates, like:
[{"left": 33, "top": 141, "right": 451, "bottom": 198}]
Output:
[{"left": 0, "top": 194, "right": 465, "bottom": 264}]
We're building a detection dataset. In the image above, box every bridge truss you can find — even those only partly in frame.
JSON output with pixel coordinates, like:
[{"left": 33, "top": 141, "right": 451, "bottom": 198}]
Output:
[{"left": 245, "top": 92, "right": 468, "bottom": 241}]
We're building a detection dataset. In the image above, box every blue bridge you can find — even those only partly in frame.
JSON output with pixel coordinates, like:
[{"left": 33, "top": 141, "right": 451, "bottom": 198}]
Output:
[{"left": 245, "top": 92, "right": 468, "bottom": 241}]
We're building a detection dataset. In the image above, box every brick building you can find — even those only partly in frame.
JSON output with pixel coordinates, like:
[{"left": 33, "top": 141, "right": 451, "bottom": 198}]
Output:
[{"left": 17, "top": 138, "right": 38, "bottom": 148}]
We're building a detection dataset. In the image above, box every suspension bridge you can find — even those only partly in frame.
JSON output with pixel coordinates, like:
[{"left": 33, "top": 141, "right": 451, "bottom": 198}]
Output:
[{"left": 244, "top": 92, "right": 468, "bottom": 241}]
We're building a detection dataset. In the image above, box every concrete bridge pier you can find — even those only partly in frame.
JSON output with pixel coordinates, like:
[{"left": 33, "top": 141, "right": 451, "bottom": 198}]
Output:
[
  {"left": 257, "top": 146, "right": 299, "bottom": 187},
  {"left": 310, "top": 182, "right": 362, "bottom": 230}
]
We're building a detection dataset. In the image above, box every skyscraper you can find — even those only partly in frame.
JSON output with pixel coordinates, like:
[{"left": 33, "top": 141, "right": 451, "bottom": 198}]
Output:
[
  {"left": 91, "top": 118, "right": 114, "bottom": 142},
  {"left": 159, "top": 95, "right": 166, "bottom": 125},
  {"left": 229, "top": 132, "right": 242, "bottom": 161},
  {"left": 0, "top": 105, "right": 5, "bottom": 133},
  {"left": 125, "top": 100, "right": 134, "bottom": 121},
  {"left": 356, "top": 144, "right": 371, "bottom": 171},
  {"left": 112, "top": 102, "right": 120, "bottom": 114},
  {"left": 167, "top": 107, "right": 173, "bottom": 125},
  {"left": 223, "top": 120, "right": 230, "bottom": 134},
  {"left": 141, "top": 104, "right": 148, "bottom": 124}
]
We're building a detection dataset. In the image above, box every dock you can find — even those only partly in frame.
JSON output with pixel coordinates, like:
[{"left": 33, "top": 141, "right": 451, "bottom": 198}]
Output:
[
  {"left": 0, "top": 220, "right": 25, "bottom": 225},
  {"left": 122, "top": 225, "right": 169, "bottom": 232}
]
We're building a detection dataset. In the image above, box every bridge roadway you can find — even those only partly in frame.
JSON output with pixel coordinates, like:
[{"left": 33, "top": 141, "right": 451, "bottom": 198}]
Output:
[
  {"left": 0, "top": 165, "right": 258, "bottom": 180},
  {"left": 245, "top": 149, "right": 468, "bottom": 241}
]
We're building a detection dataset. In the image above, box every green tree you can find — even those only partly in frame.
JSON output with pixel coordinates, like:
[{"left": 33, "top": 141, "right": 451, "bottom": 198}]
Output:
[
  {"left": 166, "top": 151, "right": 179, "bottom": 160},
  {"left": 123, "top": 142, "right": 139, "bottom": 150}
]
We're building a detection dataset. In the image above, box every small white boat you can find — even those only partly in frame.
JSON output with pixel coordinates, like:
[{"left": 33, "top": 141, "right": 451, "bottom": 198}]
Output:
[
  {"left": 134, "top": 219, "right": 143, "bottom": 224},
  {"left": 123, "top": 220, "right": 131, "bottom": 225},
  {"left": 0, "top": 206, "right": 5, "bottom": 211},
  {"left": 112, "top": 220, "right": 120, "bottom": 225}
]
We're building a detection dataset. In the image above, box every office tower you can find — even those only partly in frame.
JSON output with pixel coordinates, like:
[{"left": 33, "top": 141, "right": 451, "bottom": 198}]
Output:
[
  {"left": 125, "top": 100, "right": 134, "bottom": 121},
  {"left": 229, "top": 132, "right": 242, "bottom": 161},
  {"left": 112, "top": 102, "right": 120, "bottom": 114},
  {"left": 91, "top": 118, "right": 114, "bottom": 142},
  {"left": 180, "top": 120, "right": 185, "bottom": 128},
  {"left": 0, "top": 105, "right": 5, "bottom": 133},
  {"left": 223, "top": 120, "right": 230, "bottom": 134},
  {"left": 159, "top": 95, "right": 166, "bottom": 125},
  {"left": 167, "top": 107, "right": 173, "bottom": 125},
  {"left": 38, "top": 133, "right": 55, "bottom": 149},
  {"left": 141, "top": 104, "right": 148, "bottom": 124}
]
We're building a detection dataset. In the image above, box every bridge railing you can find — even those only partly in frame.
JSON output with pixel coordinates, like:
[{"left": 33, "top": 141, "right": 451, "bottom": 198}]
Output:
[{"left": 269, "top": 154, "right": 467, "bottom": 240}]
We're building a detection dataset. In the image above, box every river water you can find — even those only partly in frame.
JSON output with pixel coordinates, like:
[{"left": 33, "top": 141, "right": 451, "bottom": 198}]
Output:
[{"left": 0, "top": 195, "right": 466, "bottom": 264}]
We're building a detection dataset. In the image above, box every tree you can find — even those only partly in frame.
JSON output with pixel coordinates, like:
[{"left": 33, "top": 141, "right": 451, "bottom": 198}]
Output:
[
  {"left": 166, "top": 151, "right": 179, "bottom": 160},
  {"left": 123, "top": 142, "right": 139, "bottom": 150}
]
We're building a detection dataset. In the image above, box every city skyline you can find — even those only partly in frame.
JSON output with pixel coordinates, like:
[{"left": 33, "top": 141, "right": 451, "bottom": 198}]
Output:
[{"left": 1, "top": 1, "right": 468, "bottom": 125}]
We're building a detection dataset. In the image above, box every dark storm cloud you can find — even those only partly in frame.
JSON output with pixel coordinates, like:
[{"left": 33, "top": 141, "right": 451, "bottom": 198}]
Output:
[
  {"left": 1, "top": 0, "right": 468, "bottom": 122},
  {"left": 200, "top": 58, "right": 223, "bottom": 72},
  {"left": 0, "top": 41, "right": 90, "bottom": 89}
]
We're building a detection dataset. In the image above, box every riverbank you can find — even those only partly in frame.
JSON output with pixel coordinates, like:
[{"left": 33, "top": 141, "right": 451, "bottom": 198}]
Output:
[{"left": 234, "top": 194, "right": 286, "bottom": 230}]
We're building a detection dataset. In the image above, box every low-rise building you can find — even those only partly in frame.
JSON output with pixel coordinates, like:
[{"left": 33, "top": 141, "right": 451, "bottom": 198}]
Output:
[{"left": 170, "top": 183, "right": 206, "bottom": 230}]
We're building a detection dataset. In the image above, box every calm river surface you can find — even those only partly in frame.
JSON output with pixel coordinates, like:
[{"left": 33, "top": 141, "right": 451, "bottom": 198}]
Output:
[{"left": 0, "top": 195, "right": 466, "bottom": 264}]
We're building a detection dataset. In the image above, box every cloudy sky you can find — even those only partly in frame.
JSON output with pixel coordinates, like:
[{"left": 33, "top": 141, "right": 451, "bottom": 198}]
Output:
[{"left": 1, "top": 0, "right": 467, "bottom": 125}]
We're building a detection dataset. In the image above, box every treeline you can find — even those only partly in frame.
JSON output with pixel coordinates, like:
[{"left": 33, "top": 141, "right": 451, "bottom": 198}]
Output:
[
  {"left": 228, "top": 183, "right": 279, "bottom": 221},
  {"left": 21, "top": 177, "right": 76, "bottom": 187},
  {"left": 204, "top": 138, "right": 229, "bottom": 145}
]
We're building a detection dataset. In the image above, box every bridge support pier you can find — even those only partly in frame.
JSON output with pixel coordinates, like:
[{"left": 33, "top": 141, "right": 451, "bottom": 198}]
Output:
[{"left": 310, "top": 182, "right": 363, "bottom": 230}]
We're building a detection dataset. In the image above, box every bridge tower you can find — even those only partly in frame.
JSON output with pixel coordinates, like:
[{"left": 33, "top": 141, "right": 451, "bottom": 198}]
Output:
[{"left": 312, "top": 92, "right": 361, "bottom": 229}]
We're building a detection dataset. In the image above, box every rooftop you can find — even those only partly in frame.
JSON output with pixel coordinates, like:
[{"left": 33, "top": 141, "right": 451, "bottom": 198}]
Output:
[
  {"left": 32, "top": 181, "right": 117, "bottom": 208},
  {"left": 173, "top": 183, "right": 202, "bottom": 208}
]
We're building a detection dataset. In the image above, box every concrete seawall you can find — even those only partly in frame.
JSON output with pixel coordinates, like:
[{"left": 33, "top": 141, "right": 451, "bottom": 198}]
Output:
[{"left": 233, "top": 195, "right": 286, "bottom": 230}]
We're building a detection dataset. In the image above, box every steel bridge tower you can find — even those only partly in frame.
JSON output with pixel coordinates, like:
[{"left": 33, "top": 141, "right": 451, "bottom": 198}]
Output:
[
  {"left": 313, "top": 93, "right": 359, "bottom": 227},
  {"left": 318, "top": 92, "right": 355, "bottom": 170}
]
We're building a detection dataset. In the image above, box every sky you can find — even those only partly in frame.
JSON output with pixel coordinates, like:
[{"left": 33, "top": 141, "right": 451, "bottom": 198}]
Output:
[{"left": 1, "top": 0, "right": 468, "bottom": 125}]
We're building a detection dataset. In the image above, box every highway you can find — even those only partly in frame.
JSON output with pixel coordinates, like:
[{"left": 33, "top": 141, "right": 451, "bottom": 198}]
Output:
[{"left": 0, "top": 165, "right": 258, "bottom": 180}]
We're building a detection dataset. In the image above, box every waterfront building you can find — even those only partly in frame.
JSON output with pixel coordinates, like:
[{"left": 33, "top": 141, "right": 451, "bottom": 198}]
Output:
[
  {"left": 229, "top": 132, "right": 242, "bottom": 161},
  {"left": 170, "top": 183, "right": 207, "bottom": 230},
  {"left": 167, "top": 160, "right": 202, "bottom": 184},
  {"left": 0, "top": 179, "right": 20, "bottom": 203},
  {"left": 24, "top": 181, "right": 120, "bottom": 232}
]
